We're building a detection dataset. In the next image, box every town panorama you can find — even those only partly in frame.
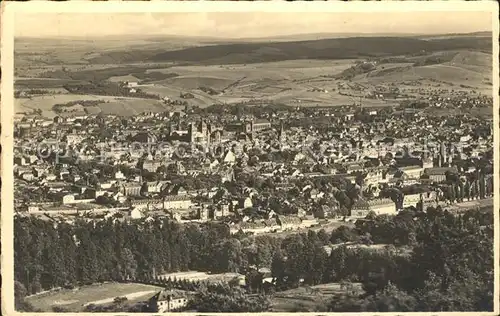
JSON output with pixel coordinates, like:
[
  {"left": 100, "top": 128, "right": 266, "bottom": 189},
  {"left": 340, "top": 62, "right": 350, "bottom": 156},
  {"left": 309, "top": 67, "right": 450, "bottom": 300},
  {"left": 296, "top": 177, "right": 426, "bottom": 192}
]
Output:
[{"left": 11, "top": 11, "right": 495, "bottom": 314}]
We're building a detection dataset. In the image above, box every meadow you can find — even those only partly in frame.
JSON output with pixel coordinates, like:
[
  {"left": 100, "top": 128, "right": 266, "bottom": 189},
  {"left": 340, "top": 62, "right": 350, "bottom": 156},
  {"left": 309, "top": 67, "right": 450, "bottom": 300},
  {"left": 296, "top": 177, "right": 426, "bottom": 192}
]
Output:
[
  {"left": 270, "top": 282, "right": 363, "bottom": 312},
  {"left": 25, "top": 282, "right": 162, "bottom": 312},
  {"left": 15, "top": 94, "right": 168, "bottom": 118},
  {"left": 14, "top": 35, "right": 492, "bottom": 117}
]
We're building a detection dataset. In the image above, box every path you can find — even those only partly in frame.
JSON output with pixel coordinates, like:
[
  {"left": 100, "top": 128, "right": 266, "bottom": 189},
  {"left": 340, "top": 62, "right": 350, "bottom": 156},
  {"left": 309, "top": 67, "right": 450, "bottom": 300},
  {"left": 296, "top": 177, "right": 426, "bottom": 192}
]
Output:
[{"left": 82, "top": 290, "right": 157, "bottom": 307}]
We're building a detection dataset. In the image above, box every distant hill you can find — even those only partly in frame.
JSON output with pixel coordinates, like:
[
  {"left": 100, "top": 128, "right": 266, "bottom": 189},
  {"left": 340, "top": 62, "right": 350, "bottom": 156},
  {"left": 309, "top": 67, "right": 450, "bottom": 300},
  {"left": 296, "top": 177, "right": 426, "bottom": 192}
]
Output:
[
  {"left": 415, "top": 31, "right": 492, "bottom": 40},
  {"left": 23, "top": 31, "right": 490, "bottom": 43},
  {"left": 127, "top": 36, "right": 492, "bottom": 66},
  {"left": 17, "top": 32, "right": 492, "bottom": 66}
]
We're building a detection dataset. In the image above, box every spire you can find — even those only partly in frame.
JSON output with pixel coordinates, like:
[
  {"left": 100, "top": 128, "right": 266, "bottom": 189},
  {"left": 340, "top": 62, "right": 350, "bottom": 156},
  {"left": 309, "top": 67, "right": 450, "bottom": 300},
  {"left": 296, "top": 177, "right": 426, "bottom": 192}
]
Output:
[{"left": 278, "top": 120, "right": 285, "bottom": 142}]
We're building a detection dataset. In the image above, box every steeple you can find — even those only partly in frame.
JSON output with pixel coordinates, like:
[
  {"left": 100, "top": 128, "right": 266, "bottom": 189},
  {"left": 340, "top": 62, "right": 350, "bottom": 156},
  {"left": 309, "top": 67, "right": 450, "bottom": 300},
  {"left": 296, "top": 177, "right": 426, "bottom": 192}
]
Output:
[
  {"left": 278, "top": 121, "right": 286, "bottom": 142},
  {"left": 277, "top": 121, "right": 286, "bottom": 151}
]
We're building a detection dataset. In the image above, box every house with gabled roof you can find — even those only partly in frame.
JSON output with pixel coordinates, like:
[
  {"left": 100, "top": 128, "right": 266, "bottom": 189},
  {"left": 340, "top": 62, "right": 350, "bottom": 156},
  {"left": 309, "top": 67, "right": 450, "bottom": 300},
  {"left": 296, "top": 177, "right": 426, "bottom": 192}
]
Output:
[
  {"left": 148, "top": 290, "right": 189, "bottom": 312},
  {"left": 422, "top": 166, "right": 458, "bottom": 183}
]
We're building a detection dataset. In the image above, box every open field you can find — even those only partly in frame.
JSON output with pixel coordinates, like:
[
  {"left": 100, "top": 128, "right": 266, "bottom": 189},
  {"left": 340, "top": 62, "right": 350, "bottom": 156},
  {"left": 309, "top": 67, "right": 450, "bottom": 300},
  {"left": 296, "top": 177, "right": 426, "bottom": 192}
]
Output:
[
  {"left": 15, "top": 94, "right": 168, "bottom": 118},
  {"left": 25, "top": 282, "right": 162, "bottom": 312},
  {"left": 14, "top": 34, "right": 492, "bottom": 116},
  {"left": 98, "top": 98, "right": 170, "bottom": 116},
  {"left": 270, "top": 282, "right": 363, "bottom": 312},
  {"left": 16, "top": 94, "right": 109, "bottom": 116},
  {"left": 357, "top": 55, "right": 490, "bottom": 86},
  {"left": 14, "top": 36, "right": 209, "bottom": 67},
  {"left": 449, "top": 50, "right": 492, "bottom": 72},
  {"left": 438, "top": 197, "right": 493, "bottom": 212},
  {"left": 15, "top": 78, "right": 86, "bottom": 89},
  {"left": 135, "top": 59, "right": 400, "bottom": 108}
]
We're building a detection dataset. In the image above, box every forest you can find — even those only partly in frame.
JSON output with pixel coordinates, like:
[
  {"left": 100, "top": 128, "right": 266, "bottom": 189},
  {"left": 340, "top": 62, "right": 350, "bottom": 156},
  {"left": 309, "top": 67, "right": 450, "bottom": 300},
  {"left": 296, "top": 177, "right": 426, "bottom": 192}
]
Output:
[{"left": 14, "top": 205, "right": 493, "bottom": 312}]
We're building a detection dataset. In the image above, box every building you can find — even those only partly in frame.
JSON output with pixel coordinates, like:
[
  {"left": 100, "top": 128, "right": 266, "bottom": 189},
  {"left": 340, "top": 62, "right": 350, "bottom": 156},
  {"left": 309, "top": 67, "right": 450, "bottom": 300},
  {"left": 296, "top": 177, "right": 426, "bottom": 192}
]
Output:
[
  {"left": 422, "top": 167, "right": 458, "bottom": 183},
  {"left": 166, "top": 120, "right": 222, "bottom": 144},
  {"left": 421, "top": 157, "right": 434, "bottom": 169},
  {"left": 277, "top": 215, "right": 302, "bottom": 230},
  {"left": 121, "top": 182, "right": 142, "bottom": 197},
  {"left": 351, "top": 198, "right": 396, "bottom": 218},
  {"left": 239, "top": 197, "right": 253, "bottom": 209},
  {"left": 131, "top": 196, "right": 192, "bottom": 211},
  {"left": 226, "top": 119, "right": 271, "bottom": 134},
  {"left": 400, "top": 165, "right": 423, "bottom": 179},
  {"left": 211, "top": 204, "right": 230, "bottom": 219},
  {"left": 14, "top": 157, "right": 27, "bottom": 166},
  {"left": 230, "top": 219, "right": 280, "bottom": 235},
  {"left": 115, "top": 170, "right": 125, "bottom": 180},
  {"left": 129, "top": 208, "right": 144, "bottom": 219},
  {"left": 65, "top": 134, "right": 85, "bottom": 145},
  {"left": 141, "top": 159, "right": 162, "bottom": 173},
  {"left": 421, "top": 191, "right": 438, "bottom": 209},
  {"left": 222, "top": 150, "right": 236, "bottom": 164},
  {"left": 143, "top": 181, "right": 169, "bottom": 194},
  {"left": 251, "top": 119, "right": 272, "bottom": 132},
  {"left": 163, "top": 195, "right": 193, "bottom": 210},
  {"left": 62, "top": 194, "right": 76, "bottom": 205},
  {"left": 148, "top": 290, "right": 188, "bottom": 312},
  {"left": 53, "top": 116, "right": 65, "bottom": 124},
  {"left": 365, "top": 168, "right": 384, "bottom": 185},
  {"left": 27, "top": 205, "right": 40, "bottom": 213},
  {"left": 198, "top": 207, "right": 209, "bottom": 221},
  {"left": 402, "top": 193, "right": 421, "bottom": 209},
  {"left": 402, "top": 191, "right": 439, "bottom": 210}
]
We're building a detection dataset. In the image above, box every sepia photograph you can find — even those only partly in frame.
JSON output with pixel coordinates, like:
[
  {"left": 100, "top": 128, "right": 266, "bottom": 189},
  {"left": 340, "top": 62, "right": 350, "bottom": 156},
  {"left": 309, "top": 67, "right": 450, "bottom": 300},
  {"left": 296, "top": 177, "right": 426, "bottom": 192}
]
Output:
[{"left": 1, "top": 1, "right": 499, "bottom": 314}]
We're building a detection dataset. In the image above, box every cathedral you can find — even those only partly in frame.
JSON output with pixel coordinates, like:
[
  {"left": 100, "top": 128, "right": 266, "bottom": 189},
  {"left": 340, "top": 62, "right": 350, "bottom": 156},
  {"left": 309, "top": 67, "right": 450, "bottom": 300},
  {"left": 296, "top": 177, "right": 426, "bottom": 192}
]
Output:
[{"left": 166, "top": 120, "right": 223, "bottom": 144}]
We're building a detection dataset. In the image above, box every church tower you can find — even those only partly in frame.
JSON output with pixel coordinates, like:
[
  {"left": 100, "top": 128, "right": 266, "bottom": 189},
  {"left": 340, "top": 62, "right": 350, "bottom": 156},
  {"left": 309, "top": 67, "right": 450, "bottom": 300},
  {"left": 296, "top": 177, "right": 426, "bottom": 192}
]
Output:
[
  {"left": 278, "top": 121, "right": 286, "bottom": 142},
  {"left": 277, "top": 121, "right": 287, "bottom": 151},
  {"left": 206, "top": 123, "right": 212, "bottom": 145},
  {"left": 188, "top": 122, "right": 196, "bottom": 143}
]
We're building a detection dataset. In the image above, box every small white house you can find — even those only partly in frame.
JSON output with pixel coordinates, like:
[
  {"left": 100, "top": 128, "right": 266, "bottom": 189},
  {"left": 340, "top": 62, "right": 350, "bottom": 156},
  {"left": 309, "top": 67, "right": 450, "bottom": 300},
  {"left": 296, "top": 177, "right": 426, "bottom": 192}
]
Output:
[{"left": 129, "top": 208, "right": 144, "bottom": 219}]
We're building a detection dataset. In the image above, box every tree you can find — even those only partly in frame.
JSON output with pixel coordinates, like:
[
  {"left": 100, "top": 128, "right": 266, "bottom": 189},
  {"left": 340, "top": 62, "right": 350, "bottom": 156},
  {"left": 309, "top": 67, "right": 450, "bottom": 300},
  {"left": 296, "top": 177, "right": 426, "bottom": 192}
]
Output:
[
  {"left": 309, "top": 244, "right": 328, "bottom": 285},
  {"left": 13, "top": 205, "right": 493, "bottom": 312},
  {"left": 189, "top": 285, "right": 271, "bottom": 312},
  {"left": 15, "top": 281, "right": 35, "bottom": 312},
  {"left": 245, "top": 269, "right": 264, "bottom": 293},
  {"left": 214, "top": 239, "right": 244, "bottom": 273},
  {"left": 120, "top": 248, "right": 137, "bottom": 280},
  {"left": 317, "top": 229, "right": 330, "bottom": 245},
  {"left": 96, "top": 194, "right": 115, "bottom": 206},
  {"left": 330, "top": 225, "right": 359, "bottom": 243},
  {"left": 333, "top": 280, "right": 416, "bottom": 311},
  {"left": 271, "top": 249, "right": 287, "bottom": 290}
]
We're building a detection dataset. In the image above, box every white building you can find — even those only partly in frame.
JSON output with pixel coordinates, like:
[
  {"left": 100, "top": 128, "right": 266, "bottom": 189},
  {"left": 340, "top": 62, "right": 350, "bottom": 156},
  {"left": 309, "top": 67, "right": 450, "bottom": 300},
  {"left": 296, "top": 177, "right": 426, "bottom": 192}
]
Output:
[
  {"left": 351, "top": 198, "right": 396, "bottom": 218},
  {"left": 129, "top": 208, "right": 144, "bottom": 219},
  {"left": 149, "top": 290, "right": 188, "bottom": 312},
  {"left": 402, "top": 193, "right": 421, "bottom": 209}
]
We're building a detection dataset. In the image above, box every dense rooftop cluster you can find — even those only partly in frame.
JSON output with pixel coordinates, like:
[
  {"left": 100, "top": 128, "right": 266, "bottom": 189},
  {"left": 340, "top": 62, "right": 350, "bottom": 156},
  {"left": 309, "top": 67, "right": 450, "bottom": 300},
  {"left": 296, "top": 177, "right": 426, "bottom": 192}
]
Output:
[{"left": 14, "top": 98, "right": 493, "bottom": 236}]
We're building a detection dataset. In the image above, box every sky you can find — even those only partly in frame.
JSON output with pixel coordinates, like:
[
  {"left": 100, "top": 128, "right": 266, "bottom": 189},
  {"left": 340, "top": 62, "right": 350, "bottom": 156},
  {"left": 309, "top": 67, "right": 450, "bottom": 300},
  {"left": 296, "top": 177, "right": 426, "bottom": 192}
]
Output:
[{"left": 15, "top": 12, "right": 493, "bottom": 38}]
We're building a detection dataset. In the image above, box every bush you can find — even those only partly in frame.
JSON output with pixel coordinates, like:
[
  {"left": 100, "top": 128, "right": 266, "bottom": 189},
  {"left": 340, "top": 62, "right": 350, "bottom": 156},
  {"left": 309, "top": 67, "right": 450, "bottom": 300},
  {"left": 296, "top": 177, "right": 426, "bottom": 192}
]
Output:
[
  {"left": 114, "top": 296, "right": 128, "bottom": 304},
  {"left": 52, "top": 306, "right": 70, "bottom": 312}
]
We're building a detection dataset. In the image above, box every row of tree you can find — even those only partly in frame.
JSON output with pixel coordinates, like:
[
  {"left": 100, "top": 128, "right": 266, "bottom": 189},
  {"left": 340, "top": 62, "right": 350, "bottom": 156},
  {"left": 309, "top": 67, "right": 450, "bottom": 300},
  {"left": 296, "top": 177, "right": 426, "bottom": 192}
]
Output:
[
  {"left": 14, "top": 219, "right": 234, "bottom": 294},
  {"left": 440, "top": 173, "right": 493, "bottom": 202},
  {"left": 269, "top": 207, "right": 494, "bottom": 312},
  {"left": 15, "top": 204, "right": 493, "bottom": 312}
]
